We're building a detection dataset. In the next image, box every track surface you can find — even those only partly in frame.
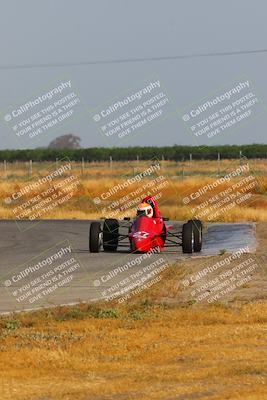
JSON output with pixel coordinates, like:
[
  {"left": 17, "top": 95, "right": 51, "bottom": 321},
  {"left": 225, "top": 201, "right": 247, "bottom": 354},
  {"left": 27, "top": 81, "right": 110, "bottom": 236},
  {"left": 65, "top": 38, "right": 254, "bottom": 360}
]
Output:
[{"left": 0, "top": 220, "right": 256, "bottom": 313}]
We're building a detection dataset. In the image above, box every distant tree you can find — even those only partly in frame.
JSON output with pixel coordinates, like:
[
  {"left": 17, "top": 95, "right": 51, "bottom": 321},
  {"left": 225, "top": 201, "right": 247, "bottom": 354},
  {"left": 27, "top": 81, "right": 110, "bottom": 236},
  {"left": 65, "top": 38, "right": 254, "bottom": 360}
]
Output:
[
  {"left": 1, "top": 144, "right": 267, "bottom": 162},
  {"left": 48, "top": 134, "right": 81, "bottom": 149}
]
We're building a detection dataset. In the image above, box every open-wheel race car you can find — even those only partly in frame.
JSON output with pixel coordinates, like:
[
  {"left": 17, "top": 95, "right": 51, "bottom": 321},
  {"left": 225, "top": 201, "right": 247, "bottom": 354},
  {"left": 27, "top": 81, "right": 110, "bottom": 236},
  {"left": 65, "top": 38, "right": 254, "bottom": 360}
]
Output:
[{"left": 89, "top": 215, "right": 203, "bottom": 254}]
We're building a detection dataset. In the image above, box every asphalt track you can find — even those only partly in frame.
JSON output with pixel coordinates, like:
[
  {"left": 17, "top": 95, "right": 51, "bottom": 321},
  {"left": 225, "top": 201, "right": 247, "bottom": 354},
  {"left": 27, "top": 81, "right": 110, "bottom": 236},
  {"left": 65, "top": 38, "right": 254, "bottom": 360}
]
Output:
[{"left": 0, "top": 220, "right": 257, "bottom": 314}]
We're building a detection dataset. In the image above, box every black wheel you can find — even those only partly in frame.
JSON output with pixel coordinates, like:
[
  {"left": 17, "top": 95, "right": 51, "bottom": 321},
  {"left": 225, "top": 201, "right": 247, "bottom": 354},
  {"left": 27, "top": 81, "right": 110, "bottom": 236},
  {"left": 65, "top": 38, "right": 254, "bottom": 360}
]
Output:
[
  {"left": 130, "top": 240, "right": 135, "bottom": 252},
  {"left": 89, "top": 222, "right": 102, "bottom": 253},
  {"left": 182, "top": 220, "right": 203, "bottom": 253},
  {"left": 182, "top": 221, "right": 194, "bottom": 253},
  {"left": 190, "top": 219, "right": 202, "bottom": 252},
  {"left": 103, "top": 219, "right": 119, "bottom": 252}
]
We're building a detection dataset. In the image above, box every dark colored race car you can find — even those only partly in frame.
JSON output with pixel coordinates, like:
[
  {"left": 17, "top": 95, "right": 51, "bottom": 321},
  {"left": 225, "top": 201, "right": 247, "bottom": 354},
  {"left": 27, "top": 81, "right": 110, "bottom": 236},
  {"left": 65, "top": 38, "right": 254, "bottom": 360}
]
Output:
[{"left": 89, "top": 196, "right": 203, "bottom": 254}]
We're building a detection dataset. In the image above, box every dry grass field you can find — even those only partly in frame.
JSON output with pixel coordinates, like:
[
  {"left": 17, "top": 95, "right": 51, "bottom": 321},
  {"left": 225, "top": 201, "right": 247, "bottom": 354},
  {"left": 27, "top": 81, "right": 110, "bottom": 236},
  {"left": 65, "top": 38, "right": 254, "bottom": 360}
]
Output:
[
  {"left": 0, "top": 296, "right": 266, "bottom": 400},
  {"left": 0, "top": 158, "right": 267, "bottom": 222}
]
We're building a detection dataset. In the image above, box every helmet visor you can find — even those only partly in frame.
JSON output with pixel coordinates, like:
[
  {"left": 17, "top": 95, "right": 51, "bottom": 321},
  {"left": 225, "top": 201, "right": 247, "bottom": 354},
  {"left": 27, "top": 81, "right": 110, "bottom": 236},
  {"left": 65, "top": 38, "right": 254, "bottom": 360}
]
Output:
[{"left": 137, "top": 209, "right": 147, "bottom": 217}]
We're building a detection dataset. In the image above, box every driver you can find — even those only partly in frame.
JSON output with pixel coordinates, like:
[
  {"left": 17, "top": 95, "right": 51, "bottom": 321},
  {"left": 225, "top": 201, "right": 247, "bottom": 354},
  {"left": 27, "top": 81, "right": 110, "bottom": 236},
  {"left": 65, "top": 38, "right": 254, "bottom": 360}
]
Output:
[
  {"left": 136, "top": 202, "right": 153, "bottom": 218},
  {"left": 141, "top": 195, "right": 162, "bottom": 218}
]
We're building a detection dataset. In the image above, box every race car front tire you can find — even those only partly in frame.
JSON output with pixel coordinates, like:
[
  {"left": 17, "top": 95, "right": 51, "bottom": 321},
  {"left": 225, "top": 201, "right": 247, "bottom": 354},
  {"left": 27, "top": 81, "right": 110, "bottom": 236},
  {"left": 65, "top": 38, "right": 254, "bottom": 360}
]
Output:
[
  {"left": 103, "top": 219, "right": 119, "bottom": 252},
  {"left": 89, "top": 222, "right": 102, "bottom": 253}
]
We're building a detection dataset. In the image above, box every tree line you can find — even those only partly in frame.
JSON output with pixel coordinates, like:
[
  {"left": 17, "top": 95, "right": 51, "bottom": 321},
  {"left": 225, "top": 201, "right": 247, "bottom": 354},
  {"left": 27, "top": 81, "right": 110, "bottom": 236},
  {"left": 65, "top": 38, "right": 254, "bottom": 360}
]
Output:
[{"left": 0, "top": 144, "right": 267, "bottom": 162}]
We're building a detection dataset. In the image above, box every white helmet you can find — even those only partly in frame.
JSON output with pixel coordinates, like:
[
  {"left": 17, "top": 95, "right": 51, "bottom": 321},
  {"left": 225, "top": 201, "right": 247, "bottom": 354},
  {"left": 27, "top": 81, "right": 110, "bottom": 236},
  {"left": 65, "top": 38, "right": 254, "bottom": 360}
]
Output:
[{"left": 136, "top": 202, "right": 153, "bottom": 218}]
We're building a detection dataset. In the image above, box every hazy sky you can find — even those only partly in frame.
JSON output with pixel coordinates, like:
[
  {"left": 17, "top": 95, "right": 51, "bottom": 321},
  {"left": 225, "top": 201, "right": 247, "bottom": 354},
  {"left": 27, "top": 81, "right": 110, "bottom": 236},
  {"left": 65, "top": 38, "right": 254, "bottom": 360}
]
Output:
[{"left": 0, "top": 0, "right": 267, "bottom": 149}]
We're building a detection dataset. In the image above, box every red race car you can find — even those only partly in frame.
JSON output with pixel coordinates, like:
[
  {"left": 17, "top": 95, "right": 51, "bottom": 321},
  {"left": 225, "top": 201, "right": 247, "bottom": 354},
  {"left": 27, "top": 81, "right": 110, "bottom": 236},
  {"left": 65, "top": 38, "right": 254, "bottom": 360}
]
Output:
[{"left": 89, "top": 196, "right": 202, "bottom": 254}]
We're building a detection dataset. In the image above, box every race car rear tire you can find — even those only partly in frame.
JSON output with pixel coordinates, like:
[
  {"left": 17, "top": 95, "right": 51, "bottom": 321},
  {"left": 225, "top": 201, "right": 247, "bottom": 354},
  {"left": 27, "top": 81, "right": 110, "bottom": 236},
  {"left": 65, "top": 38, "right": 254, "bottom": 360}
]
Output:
[
  {"left": 89, "top": 222, "right": 102, "bottom": 253},
  {"left": 182, "top": 220, "right": 202, "bottom": 253},
  {"left": 189, "top": 219, "right": 202, "bottom": 252},
  {"left": 103, "top": 219, "right": 119, "bottom": 252},
  {"left": 182, "top": 221, "right": 194, "bottom": 253}
]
